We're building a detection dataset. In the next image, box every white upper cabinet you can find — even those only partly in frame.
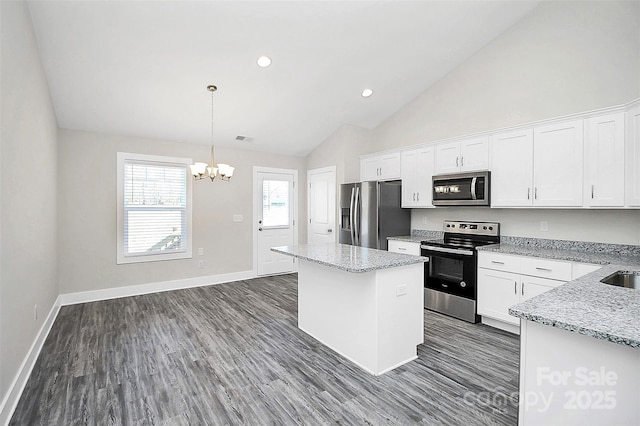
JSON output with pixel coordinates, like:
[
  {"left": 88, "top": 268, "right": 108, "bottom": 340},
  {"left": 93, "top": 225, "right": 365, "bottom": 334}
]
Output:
[
  {"left": 434, "top": 136, "right": 489, "bottom": 175},
  {"left": 626, "top": 105, "right": 640, "bottom": 206},
  {"left": 401, "top": 146, "right": 434, "bottom": 208},
  {"left": 490, "top": 128, "right": 534, "bottom": 207},
  {"left": 533, "top": 119, "right": 584, "bottom": 207},
  {"left": 360, "top": 152, "right": 401, "bottom": 181},
  {"left": 491, "top": 120, "right": 584, "bottom": 207},
  {"left": 584, "top": 113, "right": 625, "bottom": 207}
]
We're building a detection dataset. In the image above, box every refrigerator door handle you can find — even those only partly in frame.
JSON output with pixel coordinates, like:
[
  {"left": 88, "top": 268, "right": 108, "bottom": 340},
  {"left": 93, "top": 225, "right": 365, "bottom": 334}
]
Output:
[
  {"left": 349, "top": 187, "right": 356, "bottom": 245},
  {"left": 354, "top": 186, "right": 361, "bottom": 246}
]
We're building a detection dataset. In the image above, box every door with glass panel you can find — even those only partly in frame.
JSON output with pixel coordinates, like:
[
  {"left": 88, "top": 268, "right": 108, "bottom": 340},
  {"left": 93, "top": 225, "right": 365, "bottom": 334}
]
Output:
[{"left": 257, "top": 171, "right": 295, "bottom": 276}]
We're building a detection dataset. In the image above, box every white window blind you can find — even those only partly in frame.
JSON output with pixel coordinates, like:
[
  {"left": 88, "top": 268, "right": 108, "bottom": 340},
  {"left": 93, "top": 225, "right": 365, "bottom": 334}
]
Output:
[{"left": 117, "top": 153, "right": 192, "bottom": 264}]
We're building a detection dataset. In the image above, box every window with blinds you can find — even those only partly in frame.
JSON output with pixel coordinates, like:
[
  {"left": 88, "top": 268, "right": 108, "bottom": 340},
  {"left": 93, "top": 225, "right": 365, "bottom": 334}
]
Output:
[{"left": 117, "top": 153, "right": 192, "bottom": 264}]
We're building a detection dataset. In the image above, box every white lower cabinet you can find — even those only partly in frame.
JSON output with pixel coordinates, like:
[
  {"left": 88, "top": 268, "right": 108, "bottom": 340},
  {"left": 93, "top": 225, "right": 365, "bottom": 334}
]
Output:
[
  {"left": 388, "top": 240, "right": 421, "bottom": 256},
  {"left": 477, "top": 252, "right": 568, "bottom": 333}
]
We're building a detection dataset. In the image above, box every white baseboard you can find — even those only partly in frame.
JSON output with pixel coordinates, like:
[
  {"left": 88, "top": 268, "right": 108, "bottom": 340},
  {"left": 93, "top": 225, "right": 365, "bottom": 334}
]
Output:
[
  {"left": 0, "top": 270, "right": 256, "bottom": 425},
  {"left": 0, "top": 295, "right": 61, "bottom": 426},
  {"left": 481, "top": 316, "right": 520, "bottom": 335},
  {"left": 59, "top": 270, "right": 255, "bottom": 305}
]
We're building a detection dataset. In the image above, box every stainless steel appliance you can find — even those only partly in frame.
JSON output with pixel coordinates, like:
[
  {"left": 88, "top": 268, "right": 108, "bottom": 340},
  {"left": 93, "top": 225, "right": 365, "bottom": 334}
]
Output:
[
  {"left": 339, "top": 180, "right": 410, "bottom": 251},
  {"left": 432, "top": 171, "right": 490, "bottom": 206},
  {"left": 421, "top": 220, "right": 500, "bottom": 323}
]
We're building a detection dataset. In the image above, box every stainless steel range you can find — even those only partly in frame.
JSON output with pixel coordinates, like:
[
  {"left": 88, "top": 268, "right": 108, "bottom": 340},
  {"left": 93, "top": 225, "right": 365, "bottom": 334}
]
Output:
[{"left": 420, "top": 220, "right": 500, "bottom": 323}]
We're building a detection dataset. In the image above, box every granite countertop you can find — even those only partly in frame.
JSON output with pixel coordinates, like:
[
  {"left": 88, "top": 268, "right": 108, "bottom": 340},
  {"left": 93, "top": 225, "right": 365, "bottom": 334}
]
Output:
[
  {"left": 477, "top": 239, "right": 640, "bottom": 349},
  {"left": 271, "top": 243, "right": 428, "bottom": 273}
]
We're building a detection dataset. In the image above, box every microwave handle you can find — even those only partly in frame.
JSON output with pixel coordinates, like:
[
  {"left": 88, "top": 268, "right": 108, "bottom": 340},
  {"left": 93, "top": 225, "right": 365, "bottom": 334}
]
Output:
[{"left": 471, "top": 176, "right": 477, "bottom": 200}]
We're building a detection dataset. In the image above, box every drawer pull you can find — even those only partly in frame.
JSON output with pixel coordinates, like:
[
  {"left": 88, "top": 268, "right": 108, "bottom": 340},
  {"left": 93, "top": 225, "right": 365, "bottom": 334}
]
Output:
[
  {"left": 535, "top": 267, "right": 552, "bottom": 272},
  {"left": 398, "top": 247, "right": 406, "bottom": 251},
  {"left": 491, "top": 260, "right": 505, "bottom": 265}
]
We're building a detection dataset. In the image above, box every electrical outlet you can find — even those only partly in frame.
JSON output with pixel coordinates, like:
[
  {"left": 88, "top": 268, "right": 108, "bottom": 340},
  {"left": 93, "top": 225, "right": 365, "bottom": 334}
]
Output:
[
  {"left": 198, "top": 248, "right": 204, "bottom": 256},
  {"left": 233, "top": 214, "right": 243, "bottom": 223},
  {"left": 422, "top": 216, "right": 428, "bottom": 225},
  {"left": 396, "top": 284, "right": 408, "bottom": 296},
  {"left": 540, "top": 221, "right": 548, "bottom": 232},
  {"left": 198, "top": 260, "right": 205, "bottom": 269}
]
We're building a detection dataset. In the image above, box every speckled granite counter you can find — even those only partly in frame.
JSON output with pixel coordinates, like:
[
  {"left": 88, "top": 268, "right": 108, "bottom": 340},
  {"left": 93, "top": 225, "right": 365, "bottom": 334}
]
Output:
[
  {"left": 476, "top": 239, "right": 640, "bottom": 349},
  {"left": 387, "top": 230, "right": 443, "bottom": 244},
  {"left": 272, "top": 243, "right": 428, "bottom": 273}
]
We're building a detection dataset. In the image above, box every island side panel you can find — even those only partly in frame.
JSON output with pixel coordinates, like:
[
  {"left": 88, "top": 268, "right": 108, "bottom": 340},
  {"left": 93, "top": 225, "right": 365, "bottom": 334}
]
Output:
[
  {"left": 298, "top": 260, "right": 379, "bottom": 374},
  {"left": 518, "top": 320, "right": 640, "bottom": 426},
  {"left": 375, "top": 263, "right": 424, "bottom": 374}
]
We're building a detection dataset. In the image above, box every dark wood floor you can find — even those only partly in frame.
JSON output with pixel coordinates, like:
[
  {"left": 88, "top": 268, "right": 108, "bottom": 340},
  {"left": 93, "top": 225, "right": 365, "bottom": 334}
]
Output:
[{"left": 11, "top": 274, "right": 520, "bottom": 425}]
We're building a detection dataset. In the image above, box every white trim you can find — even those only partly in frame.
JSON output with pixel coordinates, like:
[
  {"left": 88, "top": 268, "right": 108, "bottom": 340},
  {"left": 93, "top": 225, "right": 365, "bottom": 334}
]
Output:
[
  {"left": 116, "top": 152, "right": 194, "bottom": 264},
  {"left": 0, "top": 296, "right": 62, "bottom": 426},
  {"left": 253, "top": 166, "right": 299, "bottom": 276},
  {"left": 59, "top": 270, "right": 255, "bottom": 306},
  {"left": 366, "top": 97, "right": 640, "bottom": 157}
]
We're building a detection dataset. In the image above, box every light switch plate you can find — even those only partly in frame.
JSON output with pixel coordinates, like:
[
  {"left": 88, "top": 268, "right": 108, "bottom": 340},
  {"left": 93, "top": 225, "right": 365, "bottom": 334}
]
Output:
[{"left": 233, "top": 214, "right": 243, "bottom": 222}]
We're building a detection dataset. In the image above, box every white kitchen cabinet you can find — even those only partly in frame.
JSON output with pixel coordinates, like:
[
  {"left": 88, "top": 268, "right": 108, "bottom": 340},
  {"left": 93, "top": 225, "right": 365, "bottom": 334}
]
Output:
[
  {"left": 491, "top": 119, "right": 584, "bottom": 207},
  {"left": 626, "top": 104, "right": 640, "bottom": 206},
  {"left": 434, "top": 136, "right": 489, "bottom": 175},
  {"left": 533, "top": 119, "right": 584, "bottom": 207},
  {"left": 571, "top": 262, "right": 601, "bottom": 280},
  {"left": 388, "top": 240, "right": 421, "bottom": 256},
  {"left": 490, "top": 128, "right": 534, "bottom": 207},
  {"left": 401, "top": 146, "right": 434, "bottom": 208},
  {"left": 477, "top": 252, "right": 568, "bottom": 332},
  {"left": 584, "top": 113, "right": 625, "bottom": 207},
  {"left": 360, "top": 152, "right": 401, "bottom": 181}
]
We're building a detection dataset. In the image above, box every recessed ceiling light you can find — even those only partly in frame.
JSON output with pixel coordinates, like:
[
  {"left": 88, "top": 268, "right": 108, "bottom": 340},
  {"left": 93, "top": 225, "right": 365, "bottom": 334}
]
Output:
[
  {"left": 361, "top": 89, "right": 373, "bottom": 98},
  {"left": 257, "top": 56, "right": 272, "bottom": 68}
]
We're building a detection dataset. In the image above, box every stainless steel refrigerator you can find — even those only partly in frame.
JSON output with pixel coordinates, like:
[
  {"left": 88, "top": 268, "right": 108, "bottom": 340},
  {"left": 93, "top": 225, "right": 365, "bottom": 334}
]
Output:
[{"left": 339, "top": 180, "right": 410, "bottom": 251}]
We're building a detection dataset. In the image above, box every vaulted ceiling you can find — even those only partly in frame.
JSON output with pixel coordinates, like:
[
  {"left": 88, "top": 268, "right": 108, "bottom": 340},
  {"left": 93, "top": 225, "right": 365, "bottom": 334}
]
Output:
[{"left": 28, "top": 0, "right": 539, "bottom": 156}]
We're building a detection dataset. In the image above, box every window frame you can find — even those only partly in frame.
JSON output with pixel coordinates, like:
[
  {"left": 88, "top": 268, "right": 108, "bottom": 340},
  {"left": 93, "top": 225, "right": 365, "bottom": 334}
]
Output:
[{"left": 116, "top": 152, "right": 193, "bottom": 264}]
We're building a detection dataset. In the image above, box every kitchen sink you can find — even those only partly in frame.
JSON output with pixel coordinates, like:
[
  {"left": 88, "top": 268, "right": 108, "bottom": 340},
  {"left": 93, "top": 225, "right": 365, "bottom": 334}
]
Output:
[{"left": 599, "top": 271, "right": 640, "bottom": 289}]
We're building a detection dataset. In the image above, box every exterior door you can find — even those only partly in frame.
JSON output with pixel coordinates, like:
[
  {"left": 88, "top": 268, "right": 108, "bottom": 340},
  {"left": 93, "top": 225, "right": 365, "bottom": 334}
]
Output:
[
  {"left": 307, "top": 166, "right": 336, "bottom": 245},
  {"left": 255, "top": 169, "right": 296, "bottom": 276}
]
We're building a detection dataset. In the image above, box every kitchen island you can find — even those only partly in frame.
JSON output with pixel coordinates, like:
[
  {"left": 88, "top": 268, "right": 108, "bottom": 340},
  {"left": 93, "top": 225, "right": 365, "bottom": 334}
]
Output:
[
  {"left": 478, "top": 241, "right": 640, "bottom": 425},
  {"left": 271, "top": 243, "right": 428, "bottom": 375}
]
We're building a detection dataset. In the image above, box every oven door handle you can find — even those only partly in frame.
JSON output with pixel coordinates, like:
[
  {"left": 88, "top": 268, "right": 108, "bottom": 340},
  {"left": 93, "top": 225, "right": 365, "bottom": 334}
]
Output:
[{"left": 421, "top": 245, "right": 474, "bottom": 256}]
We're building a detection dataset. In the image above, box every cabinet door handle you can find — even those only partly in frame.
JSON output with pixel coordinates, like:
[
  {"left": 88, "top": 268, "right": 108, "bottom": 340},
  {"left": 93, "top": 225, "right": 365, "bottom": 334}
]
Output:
[
  {"left": 491, "top": 260, "right": 505, "bottom": 265},
  {"left": 461, "top": 156, "right": 464, "bottom": 167},
  {"left": 413, "top": 193, "right": 416, "bottom": 202},
  {"left": 527, "top": 188, "right": 530, "bottom": 200},
  {"left": 535, "top": 267, "right": 552, "bottom": 272},
  {"left": 535, "top": 187, "right": 538, "bottom": 199},
  {"left": 417, "top": 192, "right": 420, "bottom": 202},
  {"left": 514, "top": 281, "right": 517, "bottom": 295},
  {"left": 456, "top": 157, "right": 459, "bottom": 167},
  {"left": 591, "top": 185, "right": 594, "bottom": 199},
  {"left": 521, "top": 282, "right": 525, "bottom": 296}
]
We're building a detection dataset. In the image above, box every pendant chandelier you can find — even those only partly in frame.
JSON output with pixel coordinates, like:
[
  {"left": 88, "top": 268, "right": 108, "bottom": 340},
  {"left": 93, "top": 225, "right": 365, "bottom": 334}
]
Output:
[{"left": 189, "top": 85, "right": 234, "bottom": 181}]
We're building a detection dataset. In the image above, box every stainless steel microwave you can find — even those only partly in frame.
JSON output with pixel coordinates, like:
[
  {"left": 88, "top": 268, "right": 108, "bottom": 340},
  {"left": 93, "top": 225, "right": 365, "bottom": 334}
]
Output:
[{"left": 432, "top": 171, "right": 490, "bottom": 206}]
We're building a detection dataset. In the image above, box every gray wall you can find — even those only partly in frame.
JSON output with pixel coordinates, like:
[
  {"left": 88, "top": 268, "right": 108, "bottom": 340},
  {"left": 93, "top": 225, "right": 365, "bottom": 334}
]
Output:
[
  {"left": 307, "top": 0, "right": 640, "bottom": 245},
  {"left": 58, "top": 129, "right": 306, "bottom": 294},
  {"left": 1, "top": 0, "right": 59, "bottom": 404}
]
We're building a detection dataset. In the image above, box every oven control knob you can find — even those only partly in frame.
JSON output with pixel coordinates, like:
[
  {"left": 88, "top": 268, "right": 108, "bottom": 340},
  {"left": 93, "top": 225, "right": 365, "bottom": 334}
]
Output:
[
  {"left": 489, "top": 226, "right": 493, "bottom": 230},
  {"left": 483, "top": 226, "right": 487, "bottom": 230},
  {"left": 460, "top": 281, "right": 467, "bottom": 288}
]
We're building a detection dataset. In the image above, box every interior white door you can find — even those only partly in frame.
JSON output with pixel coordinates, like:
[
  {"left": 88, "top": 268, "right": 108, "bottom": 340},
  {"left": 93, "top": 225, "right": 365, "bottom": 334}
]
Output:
[
  {"left": 256, "top": 171, "right": 295, "bottom": 276},
  {"left": 307, "top": 166, "right": 336, "bottom": 245}
]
